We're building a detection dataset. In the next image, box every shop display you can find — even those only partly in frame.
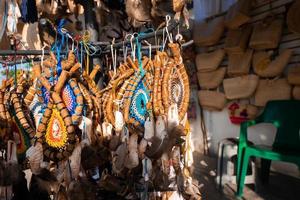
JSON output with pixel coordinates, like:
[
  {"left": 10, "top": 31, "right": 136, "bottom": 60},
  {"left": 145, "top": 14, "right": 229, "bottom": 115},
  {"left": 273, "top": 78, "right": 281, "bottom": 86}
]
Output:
[
  {"left": 0, "top": 1, "right": 201, "bottom": 196},
  {"left": 1, "top": 0, "right": 300, "bottom": 199}
]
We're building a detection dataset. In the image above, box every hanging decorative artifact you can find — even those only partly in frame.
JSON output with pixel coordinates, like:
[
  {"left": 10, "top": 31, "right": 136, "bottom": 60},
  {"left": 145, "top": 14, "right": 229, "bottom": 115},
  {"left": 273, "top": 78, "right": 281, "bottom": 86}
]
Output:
[{"left": 162, "top": 43, "right": 189, "bottom": 121}]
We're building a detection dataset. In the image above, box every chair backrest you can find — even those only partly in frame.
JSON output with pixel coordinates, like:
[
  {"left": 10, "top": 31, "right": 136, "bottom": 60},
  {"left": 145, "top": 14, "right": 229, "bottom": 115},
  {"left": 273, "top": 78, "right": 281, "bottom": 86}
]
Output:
[{"left": 261, "top": 100, "right": 300, "bottom": 152}]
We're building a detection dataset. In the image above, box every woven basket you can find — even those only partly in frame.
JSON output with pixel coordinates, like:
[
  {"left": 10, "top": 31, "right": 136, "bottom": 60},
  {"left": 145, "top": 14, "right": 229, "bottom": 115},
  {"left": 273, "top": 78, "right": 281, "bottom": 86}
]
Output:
[
  {"left": 254, "top": 78, "right": 292, "bottom": 107},
  {"left": 223, "top": 75, "right": 259, "bottom": 99},
  {"left": 196, "top": 49, "right": 225, "bottom": 72},
  {"left": 288, "top": 66, "right": 300, "bottom": 85},
  {"left": 293, "top": 86, "right": 300, "bottom": 100},
  {"left": 197, "top": 67, "right": 226, "bottom": 89},
  {"left": 249, "top": 18, "right": 283, "bottom": 50},
  {"left": 193, "top": 16, "right": 225, "bottom": 46},
  {"left": 227, "top": 49, "right": 253, "bottom": 77},
  {"left": 253, "top": 49, "right": 293, "bottom": 78},
  {"left": 225, "top": 0, "right": 252, "bottom": 29},
  {"left": 287, "top": 0, "right": 300, "bottom": 34},
  {"left": 198, "top": 90, "right": 226, "bottom": 111},
  {"left": 225, "top": 25, "right": 252, "bottom": 53}
]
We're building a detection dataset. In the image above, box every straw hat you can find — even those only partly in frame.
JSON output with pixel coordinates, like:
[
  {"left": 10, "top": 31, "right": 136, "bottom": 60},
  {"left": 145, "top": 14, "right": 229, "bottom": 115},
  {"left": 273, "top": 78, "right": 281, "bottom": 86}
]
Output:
[{"left": 287, "top": 0, "right": 300, "bottom": 34}]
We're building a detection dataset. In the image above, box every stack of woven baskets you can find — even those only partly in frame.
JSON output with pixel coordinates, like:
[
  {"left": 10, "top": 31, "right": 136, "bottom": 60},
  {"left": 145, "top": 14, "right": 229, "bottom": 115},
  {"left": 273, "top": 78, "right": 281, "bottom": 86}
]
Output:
[{"left": 194, "top": 0, "right": 300, "bottom": 124}]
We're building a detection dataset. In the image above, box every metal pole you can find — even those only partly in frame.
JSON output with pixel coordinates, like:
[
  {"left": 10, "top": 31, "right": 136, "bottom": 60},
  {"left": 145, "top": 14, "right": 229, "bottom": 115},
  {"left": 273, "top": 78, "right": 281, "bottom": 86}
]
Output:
[{"left": 0, "top": 40, "right": 194, "bottom": 66}]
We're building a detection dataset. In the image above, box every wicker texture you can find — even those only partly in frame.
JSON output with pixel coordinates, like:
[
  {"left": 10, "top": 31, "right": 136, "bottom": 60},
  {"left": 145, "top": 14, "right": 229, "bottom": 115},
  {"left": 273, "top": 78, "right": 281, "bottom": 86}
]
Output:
[
  {"left": 254, "top": 78, "right": 292, "bottom": 107},
  {"left": 225, "top": 25, "right": 252, "bottom": 53},
  {"left": 224, "top": 0, "right": 252, "bottom": 29},
  {"left": 196, "top": 49, "right": 225, "bottom": 72},
  {"left": 197, "top": 67, "right": 226, "bottom": 89},
  {"left": 223, "top": 75, "right": 259, "bottom": 99},
  {"left": 193, "top": 16, "right": 225, "bottom": 46},
  {"left": 198, "top": 90, "right": 226, "bottom": 111},
  {"left": 249, "top": 18, "right": 283, "bottom": 50},
  {"left": 227, "top": 49, "right": 253, "bottom": 77},
  {"left": 253, "top": 49, "right": 293, "bottom": 78}
]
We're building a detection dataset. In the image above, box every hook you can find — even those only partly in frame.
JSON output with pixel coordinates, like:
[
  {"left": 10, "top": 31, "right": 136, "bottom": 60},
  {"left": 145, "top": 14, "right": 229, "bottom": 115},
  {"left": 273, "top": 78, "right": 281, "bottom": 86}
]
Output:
[
  {"left": 110, "top": 38, "right": 117, "bottom": 75},
  {"left": 130, "top": 33, "right": 137, "bottom": 60},
  {"left": 165, "top": 15, "right": 173, "bottom": 44},
  {"left": 165, "top": 15, "right": 171, "bottom": 27},
  {"left": 123, "top": 33, "right": 132, "bottom": 62},
  {"left": 144, "top": 40, "right": 152, "bottom": 60},
  {"left": 175, "top": 26, "right": 183, "bottom": 42}
]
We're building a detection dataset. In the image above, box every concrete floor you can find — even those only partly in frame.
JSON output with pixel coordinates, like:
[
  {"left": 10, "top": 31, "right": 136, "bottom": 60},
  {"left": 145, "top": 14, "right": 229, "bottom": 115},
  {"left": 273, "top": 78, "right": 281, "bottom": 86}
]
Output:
[{"left": 192, "top": 152, "right": 300, "bottom": 200}]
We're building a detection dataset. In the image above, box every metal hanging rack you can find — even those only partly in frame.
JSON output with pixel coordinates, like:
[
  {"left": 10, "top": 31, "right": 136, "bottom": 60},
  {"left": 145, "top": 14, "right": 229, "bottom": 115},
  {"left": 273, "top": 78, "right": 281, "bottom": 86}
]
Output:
[{"left": 0, "top": 21, "right": 194, "bottom": 66}]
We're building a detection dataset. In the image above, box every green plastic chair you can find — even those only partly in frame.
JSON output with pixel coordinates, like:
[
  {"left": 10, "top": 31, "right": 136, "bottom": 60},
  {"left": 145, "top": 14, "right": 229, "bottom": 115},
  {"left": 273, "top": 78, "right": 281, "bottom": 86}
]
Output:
[{"left": 236, "top": 100, "right": 300, "bottom": 197}]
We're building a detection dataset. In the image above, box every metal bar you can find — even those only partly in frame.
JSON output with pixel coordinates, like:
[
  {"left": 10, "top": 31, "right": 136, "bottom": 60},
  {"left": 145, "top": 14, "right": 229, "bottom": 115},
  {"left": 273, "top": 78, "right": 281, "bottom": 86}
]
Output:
[
  {"left": 0, "top": 22, "right": 179, "bottom": 56},
  {"left": 0, "top": 40, "right": 194, "bottom": 66},
  {"left": 100, "top": 22, "right": 179, "bottom": 51}
]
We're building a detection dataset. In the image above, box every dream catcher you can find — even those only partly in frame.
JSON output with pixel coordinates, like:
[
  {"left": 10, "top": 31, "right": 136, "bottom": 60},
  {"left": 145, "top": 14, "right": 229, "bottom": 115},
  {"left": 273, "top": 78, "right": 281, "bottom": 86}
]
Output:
[
  {"left": 8, "top": 73, "right": 36, "bottom": 161},
  {"left": 162, "top": 42, "right": 189, "bottom": 121},
  {"left": 104, "top": 64, "right": 135, "bottom": 131},
  {"left": 30, "top": 52, "right": 83, "bottom": 161},
  {"left": 152, "top": 42, "right": 189, "bottom": 123},
  {"left": 122, "top": 53, "right": 154, "bottom": 132},
  {"left": 0, "top": 70, "right": 35, "bottom": 161},
  {"left": 81, "top": 65, "right": 102, "bottom": 122}
]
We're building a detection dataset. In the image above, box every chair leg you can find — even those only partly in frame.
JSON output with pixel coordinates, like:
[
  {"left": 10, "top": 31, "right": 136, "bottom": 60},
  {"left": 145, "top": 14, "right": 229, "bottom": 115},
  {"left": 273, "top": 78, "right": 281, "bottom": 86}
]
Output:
[
  {"left": 218, "top": 143, "right": 225, "bottom": 190},
  {"left": 260, "top": 159, "right": 271, "bottom": 184},
  {"left": 236, "top": 152, "right": 250, "bottom": 197},
  {"left": 236, "top": 146, "right": 245, "bottom": 185}
]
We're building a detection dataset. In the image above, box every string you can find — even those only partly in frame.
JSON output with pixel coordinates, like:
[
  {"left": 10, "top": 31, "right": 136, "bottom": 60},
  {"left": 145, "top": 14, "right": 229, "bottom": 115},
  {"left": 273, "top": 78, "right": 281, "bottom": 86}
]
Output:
[
  {"left": 110, "top": 38, "right": 117, "bottom": 75},
  {"left": 123, "top": 40, "right": 127, "bottom": 63},
  {"left": 14, "top": 38, "right": 17, "bottom": 88},
  {"left": 135, "top": 35, "right": 144, "bottom": 76},
  {"left": 130, "top": 34, "right": 136, "bottom": 60},
  {"left": 144, "top": 40, "right": 152, "bottom": 60},
  {"left": 56, "top": 19, "right": 67, "bottom": 76},
  {"left": 80, "top": 42, "right": 83, "bottom": 73},
  {"left": 82, "top": 31, "right": 90, "bottom": 74},
  {"left": 81, "top": 31, "right": 99, "bottom": 74},
  {"left": 123, "top": 33, "right": 133, "bottom": 62}
]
